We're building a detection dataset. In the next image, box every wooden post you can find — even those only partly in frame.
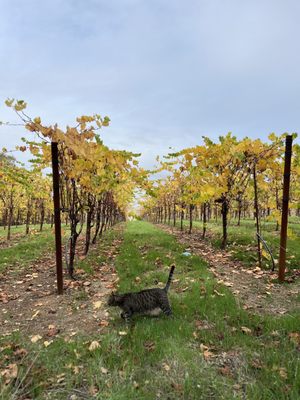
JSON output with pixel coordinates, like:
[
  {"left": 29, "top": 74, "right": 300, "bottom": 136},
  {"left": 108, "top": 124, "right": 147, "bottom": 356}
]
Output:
[
  {"left": 202, "top": 202, "right": 207, "bottom": 239},
  {"left": 51, "top": 142, "right": 63, "bottom": 294},
  {"left": 253, "top": 164, "right": 262, "bottom": 268},
  {"left": 278, "top": 135, "right": 293, "bottom": 282}
]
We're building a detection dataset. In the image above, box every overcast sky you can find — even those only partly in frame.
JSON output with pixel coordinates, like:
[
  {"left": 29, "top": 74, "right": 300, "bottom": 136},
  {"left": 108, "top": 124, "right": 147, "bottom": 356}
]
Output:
[{"left": 1, "top": 0, "right": 299, "bottom": 169}]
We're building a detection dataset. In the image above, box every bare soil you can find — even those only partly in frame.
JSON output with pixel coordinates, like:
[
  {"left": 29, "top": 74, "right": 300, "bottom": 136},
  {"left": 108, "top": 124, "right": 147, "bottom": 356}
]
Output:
[{"left": 0, "top": 226, "right": 124, "bottom": 339}]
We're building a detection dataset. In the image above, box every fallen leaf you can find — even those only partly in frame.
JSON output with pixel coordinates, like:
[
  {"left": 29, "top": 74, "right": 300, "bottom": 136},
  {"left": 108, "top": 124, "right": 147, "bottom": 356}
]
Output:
[
  {"left": 271, "top": 330, "right": 280, "bottom": 337},
  {"left": 31, "top": 335, "right": 42, "bottom": 343},
  {"left": 48, "top": 324, "right": 59, "bottom": 337},
  {"left": 74, "top": 349, "right": 80, "bottom": 359},
  {"left": 13, "top": 348, "right": 28, "bottom": 358},
  {"left": 178, "top": 286, "right": 189, "bottom": 293},
  {"left": 144, "top": 341, "right": 156, "bottom": 351},
  {"left": 89, "top": 385, "right": 99, "bottom": 395},
  {"left": 213, "top": 289, "right": 225, "bottom": 297},
  {"left": 56, "top": 372, "right": 65, "bottom": 384},
  {"left": 73, "top": 366, "right": 80, "bottom": 374},
  {"left": 200, "top": 343, "right": 208, "bottom": 351},
  {"left": 162, "top": 362, "right": 170, "bottom": 371},
  {"left": 233, "top": 384, "right": 242, "bottom": 390},
  {"left": 241, "top": 326, "right": 252, "bottom": 335},
  {"left": 99, "top": 320, "right": 109, "bottom": 327},
  {"left": 200, "top": 286, "right": 207, "bottom": 295},
  {"left": 199, "top": 343, "right": 213, "bottom": 360},
  {"left": 78, "top": 269, "right": 88, "bottom": 275},
  {"left": 31, "top": 310, "right": 40, "bottom": 320},
  {"left": 251, "top": 359, "right": 264, "bottom": 369},
  {"left": 203, "top": 350, "right": 214, "bottom": 360},
  {"left": 89, "top": 341, "right": 100, "bottom": 351},
  {"left": 289, "top": 332, "right": 300, "bottom": 345},
  {"left": 218, "top": 366, "right": 233, "bottom": 377},
  {"left": 279, "top": 367, "right": 288, "bottom": 379},
  {"left": 0, "top": 292, "right": 9, "bottom": 303},
  {"left": 1, "top": 363, "right": 18, "bottom": 383},
  {"left": 105, "top": 283, "right": 115, "bottom": 289},
  {"left": 171, "top": 382, "right": 183, "bottom": 392},
  {"left": 93, "top": 301, "right": 102, "bottom": 309}
]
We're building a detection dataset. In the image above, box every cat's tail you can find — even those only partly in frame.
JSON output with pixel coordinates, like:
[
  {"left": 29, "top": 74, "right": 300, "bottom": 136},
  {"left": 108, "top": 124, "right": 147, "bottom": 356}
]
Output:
[{"left": 164, "top": 265, "right": 175, "bottom": 292}]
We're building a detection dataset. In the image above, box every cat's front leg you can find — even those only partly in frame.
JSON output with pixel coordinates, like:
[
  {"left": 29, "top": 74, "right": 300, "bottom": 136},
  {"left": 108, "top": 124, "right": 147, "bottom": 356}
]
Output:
[
  {"left": 161, "top": 304, "right": 172, "bottom": 316},
  {"left": 163, "top": 308, "right": 172, "bottom": 316},
  {"left": 121, "top": 307, "right": 133, "bottom": 324}
]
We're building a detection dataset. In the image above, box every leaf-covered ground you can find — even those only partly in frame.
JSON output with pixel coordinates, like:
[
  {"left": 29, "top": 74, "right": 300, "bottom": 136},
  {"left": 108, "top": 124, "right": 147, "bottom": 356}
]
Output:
[
  {"left": 177, "top": 217, "right": 300, "bottom": 271},
  {"left": 159, "top": 223, "right": 300, "bottom": 315},
  {"left": 1, "top": 221, "right": 300, "bottom": 399},
  {"left": 0, "top": 226, "right": 122, "bottom": 337}
]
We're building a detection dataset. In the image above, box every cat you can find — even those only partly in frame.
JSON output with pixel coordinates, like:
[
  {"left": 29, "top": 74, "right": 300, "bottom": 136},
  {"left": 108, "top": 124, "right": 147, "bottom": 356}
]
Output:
[{"left": 107, "top": 265, "right": 175, "bottom": 323}]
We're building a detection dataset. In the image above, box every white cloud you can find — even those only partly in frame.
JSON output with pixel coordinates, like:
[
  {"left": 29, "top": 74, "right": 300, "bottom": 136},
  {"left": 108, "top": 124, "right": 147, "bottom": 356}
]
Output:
[{"left": 0, "top": 0, "right": 299, "bottom": 167}]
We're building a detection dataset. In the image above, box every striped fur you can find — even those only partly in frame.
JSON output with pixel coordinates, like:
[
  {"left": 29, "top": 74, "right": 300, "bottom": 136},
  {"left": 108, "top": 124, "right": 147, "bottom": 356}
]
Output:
[
  {"left": 164, "top": 264, "right": 175, "bottom": 292},
  {"left": 107, "top": 265, "right": 175, "bottom": 323}
]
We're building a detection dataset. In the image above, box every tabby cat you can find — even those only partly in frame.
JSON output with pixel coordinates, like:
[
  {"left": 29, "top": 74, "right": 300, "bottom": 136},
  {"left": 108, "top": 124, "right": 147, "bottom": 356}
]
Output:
[{"left": 107, "top": 265, "right": 175, "bottom": 323}]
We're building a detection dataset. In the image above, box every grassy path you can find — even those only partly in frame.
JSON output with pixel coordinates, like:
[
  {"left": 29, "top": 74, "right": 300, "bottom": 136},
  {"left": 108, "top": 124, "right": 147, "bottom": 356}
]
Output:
[
  {"left": 1, "top": 221, "right": 300, "bottom": 399},
  {"left": 112, "top": 221, "right": 300, "bottom": 399}
]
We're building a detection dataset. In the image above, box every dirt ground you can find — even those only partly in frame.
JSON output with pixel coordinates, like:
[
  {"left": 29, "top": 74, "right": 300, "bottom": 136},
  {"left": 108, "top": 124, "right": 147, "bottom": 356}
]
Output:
[
  {"left": 0, "top": 232, "right": 26, "bottom": 249},
  {"left": 159, "top": 224, "right": 300, "bottom": 315},
  {"left": 0, "top": 227, "right": 123, "bottom": 340}
]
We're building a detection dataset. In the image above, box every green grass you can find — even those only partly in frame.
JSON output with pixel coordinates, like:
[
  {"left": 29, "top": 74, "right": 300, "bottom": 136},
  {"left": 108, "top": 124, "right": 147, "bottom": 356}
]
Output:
[
  {"left": 76, "top": 227, "right": 118, "bottom": 275},
  {"left": 175, "top": 217, "right": 300, "bottom": 270},
  {"left": 0, "top": 224, "right": 28, "bottom": 238},
  {"left": 0, "top": 224, "right": 76, "bottom": 274},
  {"left": 1, "top": 221, "right": 300, "bottom": 399},
  {"left": 0, "top": 226, "right": 55, "bottom": 273},
  {"left": 0, "top": 224, "right": 52, "bottom": 238}
]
